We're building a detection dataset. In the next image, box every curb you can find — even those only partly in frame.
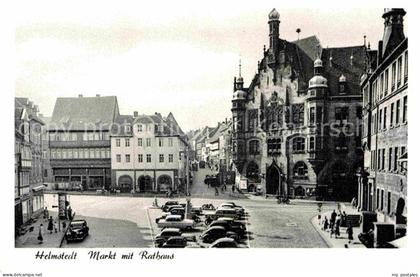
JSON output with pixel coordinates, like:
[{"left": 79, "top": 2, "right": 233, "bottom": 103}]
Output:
[{"left": 310, "top": 215, "right": 334, "bottom": 248}]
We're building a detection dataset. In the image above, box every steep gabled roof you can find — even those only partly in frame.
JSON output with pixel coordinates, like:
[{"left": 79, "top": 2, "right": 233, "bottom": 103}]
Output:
[
  {"left": 111, "top": 115, "right": 133, "bottom": 136},
  {"left": 50, "top": 96, "right": 119, "bottom": 131},
  {"left": 321, "top": 46, "right": 366, "bottom": 96},
  {"left": 292, "top": 35, "right": 320, "bottom": 61}
]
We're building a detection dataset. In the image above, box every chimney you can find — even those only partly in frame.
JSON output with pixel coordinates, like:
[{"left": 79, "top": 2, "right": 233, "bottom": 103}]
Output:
[
  {"left": 78, "top": 94, "right": 83, "bottom": 98},
  {"left": 133, "top": 111, "right": 138, "bottom": 117},
  {"left": 96, "top": 94, "right": 100, "bottom": 97}
]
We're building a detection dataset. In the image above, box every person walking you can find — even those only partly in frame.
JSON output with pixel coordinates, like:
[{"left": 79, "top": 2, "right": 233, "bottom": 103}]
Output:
[
  {"left": 231, "top": 185, "right": 235, "bottom": 193},
  {"left": 335, "top": 219, "right": 341, "bottom": 238},
  {"left": 215, "top": 187, "right": 219, "bottom": 196},
  {"left": 331, "top": 209, "right": 337, "bottom": 225},
  {"left": 346, "top": 224, "right": 354, "bottom": 244},
  {"left": 54, "top": 221, "right": 58, "bottom": 233},
  {"left": 341, "top": 211, "right": 347, "bottom": 227},
  {"left": 330, "top": 225, "right": 335, "bottom": 238},
  {"left": 47, "top": 216, "right": 54, "bottom": 234},
  {"left": 37, "top": 224, "right": 44, "bottom": 244},
  {"left": 323, "top": 216, "right": 329, "bottom": 231}
]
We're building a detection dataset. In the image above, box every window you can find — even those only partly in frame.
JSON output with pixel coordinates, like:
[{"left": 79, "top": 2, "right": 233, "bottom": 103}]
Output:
[
  {"left": 381, "top": 190, "right": 384, "bottom": 211},
  {"left": 138, "top": 154, "right": 143, "bottom": 163},
  {"left": 125, "top": 138, "right": 130, "bottom": 147},
  {"left": 387, "top": 191, "right": 392, "bottom": 214},
  {"left": 356, "top": 106, "right": 363, "bottom": 119},
  {"left": 376, "top": 188, "right": 380, "bottom": 209},
  {"left": 388, "top": 147, "right": 392, "bottom": 171},
  {"left": 382, "top": 148, "right": 385, "bottom": 171},
  {"left": 391, "top": 62, "right": 396, "bottom": 91},
  {"left": 146, "top": 154, "right": 151, "bottom": 163},
  {"left": 146, "top": 138, "right": 151, "bottom": 147},
  {"left": 316, "top": 107, "right": 323, "bottom": 124},
  {"left": 100, "top": 148, "right": 105, "bottom": 158},
  {"left": 249, "top": 140, "right": 260, "bottom": 155},
  {"left": 379, "top": 73, "right": 384, "bottom": 98},
  {"left": 168, "top": 138, "right": 173, "bottom": 147},
  {"left": 383, "top": 107, "right": 387, "bottom": 129},
  {"left": 267, "top": 138, "right": 281, "bottom": 154},
  {"left": 396, "top": 99, "right": 401, "bottom": 124},
  {"left": 293, "top": 161, "right": 308, "bottom": 178},
  {"left": 159, "top": 154, "right": 164, "bottom": 163},
  {"left": 394, "top": 147, "right": 399, "bottom": 172},
  {"left": 379, "top": 109, "right": 382, "bottom": 130},
  {"left": 116, "top": 154, "right": 121, "bottom": 163},
  {"left": 84, "top": 149, "right": 89, "bottom": 159},
  {"left": 403, "top": 96, "right": 407, "bottom": 123},
  {"left": 390, "top": 103, "right": 394, "bottom": 127},
  {"left": 384, "top": 69, "right": 389, "bottom": 95},
  {"left": 335, "top": 107, "right": 349, "bottom": 124},
  {"left": 138, "top": 138, "right": 143, "bottom": 147},
  {"left": 95, "top": 148, "right": 100, "bottom": 158},
  {"left": 309, "top": 137, "right": 315, "bottom": 150},
  {"left": 397, "top": 56, "right": 402, "bottom": 87},
  {"left": 169, "top": 154, "right": 174, "bottom": 163},
  {"left": 159, "top": 138, "right": 164, "bottom": 147},
  {"left": 292, "top": 137, "right": 305, "bottom": 152},
  {"left": 404, "top": 51, "right": 408, "bottom": 82},
  {"left": 125, "top": 154, "right": 130, "bottom": 163},
  {"left": 43, "top": 169, "right": 48, "bottom": 178},
  {"left": 137, "top": 124, "right": 143, "bottom": 132},
  {"left": 116, "top": 139, "right": 121, "bottom": 147},
  {"left": 309, "top": 107, "right": 315, "bottom": 124}
]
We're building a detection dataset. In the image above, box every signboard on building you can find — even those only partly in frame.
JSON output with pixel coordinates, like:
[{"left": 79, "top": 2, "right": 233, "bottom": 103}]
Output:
[{"left": 239, "top": 179, "right": 248, "bottom": 190}]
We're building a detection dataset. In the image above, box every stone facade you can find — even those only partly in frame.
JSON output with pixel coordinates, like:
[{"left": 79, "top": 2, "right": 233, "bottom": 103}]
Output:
[
  {"left": 231, "top": 9, "right": 365, "bottom": 200},
  {"left": 358, "top": 9, "right": 407, "bottom": 229}
]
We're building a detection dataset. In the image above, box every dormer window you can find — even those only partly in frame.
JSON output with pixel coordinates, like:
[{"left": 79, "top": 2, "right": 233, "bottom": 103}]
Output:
[{"left": 339, "top": 84, "right": 345, "bottom": 94}]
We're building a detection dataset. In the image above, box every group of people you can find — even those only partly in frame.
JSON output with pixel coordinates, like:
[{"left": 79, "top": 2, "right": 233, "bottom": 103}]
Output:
[
  {"left": 37, "top": 206, "right": 73, "bottom": 244},
  {"left": 321, "top": 209, "right": 354, "bottom": 245}
]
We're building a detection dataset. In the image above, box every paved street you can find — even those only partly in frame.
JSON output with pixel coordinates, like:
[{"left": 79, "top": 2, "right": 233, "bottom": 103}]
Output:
[{"left": 41, "top": 192, "right": 335, "bottom": 248}]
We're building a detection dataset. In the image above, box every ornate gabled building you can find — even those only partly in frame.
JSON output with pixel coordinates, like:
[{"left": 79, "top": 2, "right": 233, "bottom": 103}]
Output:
[{"left": 231, "top": 9, "right": 366, "bottom": 200}]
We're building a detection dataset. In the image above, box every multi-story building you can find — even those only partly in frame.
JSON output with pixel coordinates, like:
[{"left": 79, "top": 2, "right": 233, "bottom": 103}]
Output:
[
  {"left": 111, "top": 112, "right": 189, "bottom": 193},
  {"left": 48, "top": 95, "right": 118, "bottom": 190},
  {"left": 358, "top": 9, "right": 407, "bottom": 230},
  {"left": 15, "top": 98, "right": 45, "bottom": 234},
  {"left": 39, "top": 115, "right": 53, "bottom": 186},
  {"left": 231, "top": 9, "right": 366, "bottom": 200}
]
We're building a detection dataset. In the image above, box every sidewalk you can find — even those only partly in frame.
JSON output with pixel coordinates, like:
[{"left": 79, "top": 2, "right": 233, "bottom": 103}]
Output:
[
  {"left": 15, "top": 211, "right": 71, "bottom": 248},
  {"left": 311, "top": 205, "right": 366, "bottom": 248}
]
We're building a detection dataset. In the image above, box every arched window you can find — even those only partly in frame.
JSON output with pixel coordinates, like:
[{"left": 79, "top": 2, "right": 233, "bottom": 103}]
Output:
[
  {"left": 292, "top": 137, "right": 306, "bottom": 152},
  {"left": 293, "top": 161, "right": 308, "bottom": 179}
]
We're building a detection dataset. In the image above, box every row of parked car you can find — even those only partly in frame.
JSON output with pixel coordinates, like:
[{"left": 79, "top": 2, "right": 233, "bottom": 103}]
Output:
[{"left": 154, "top": 200, "right": 247, "bottom": 248}]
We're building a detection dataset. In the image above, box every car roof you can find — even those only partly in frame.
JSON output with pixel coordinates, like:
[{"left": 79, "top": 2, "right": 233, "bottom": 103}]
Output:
[
  {"left": 71, "top": 219, "right": 86, "bottom": 223},
  {"left": 211, "top": 220, "right": 229, "bottom": 224},
  {"left": 160, "top": 228, "right": 181, "bottom": 233},
  {"left": 207, "top": 226, "right": 226, "bottom": 231},
  {"left": 167, "top": 236, "right": 186, "bottom": 240},
  {"left": 165, "top": 201, "right": 178, "bottom": 204},
  {"left": 166, "top": 215, "right": 182, "bottom": 219},
  {"left": 212, "top": 237, "right": 235, "bottom": 244},
  {"left": 217, "top": 217, "right": 234, "bottom": 221},
  {"left": 216, "top": 207, "right": 236, "bottom": 211}
]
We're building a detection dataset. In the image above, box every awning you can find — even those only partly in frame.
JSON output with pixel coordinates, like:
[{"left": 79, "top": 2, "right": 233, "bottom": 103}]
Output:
[
  {"left": 388, "top": 236, "right": 407, "bottom": 248},
  {"left": 32, "top": 185, "right": 45, "bottom": 192}
]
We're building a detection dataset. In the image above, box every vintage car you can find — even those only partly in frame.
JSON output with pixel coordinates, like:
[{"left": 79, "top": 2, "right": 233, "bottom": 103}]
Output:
[
  {"left": 219, "top": 202, "right": 245, "bottom": 216},
  {"left": 209, "top": 237, "right": 238, "bottom": 248},
  {"left": 154, "top": 228, "right": 182, "bottom": 247},
  {"left": 65, "top": 219, "right": 89, "bottom": 242},
  {"left": 191, "top": 206, "right": 203, "bottom": 215},
  {"left": 161, "top": 201, "right": 180, "bottom": 212},
  {"left": 160, "top": 236, "right": 188, "bottom": 248},
  {"left": 204, "top": 207, "right": 240, "bottom": 221},
  {"left": 208, "top": 220, "right": 246, "bottom": 238},
  {"left": 156, "top": 215, "right": 196, "bottom": 230},
  {"left": 200, "top": 226, "right": 238, "bottom": 243}
]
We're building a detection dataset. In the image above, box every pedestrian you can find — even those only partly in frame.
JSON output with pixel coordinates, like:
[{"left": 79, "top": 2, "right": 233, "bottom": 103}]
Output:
[
  {"left": 37, "top": 224, "right": 44, "bottom": 244},
  {"left": 47, "top": 216, "right": 54, "bottom": 234},
  {"left": 346, "top": 224, "right": 354, "bottom": 244},
  {"left": 232, "top": 185, "right": 235, "bottom": 193},
  {"left": 330, "top": 225, "right": 335, "bottom": 238},
  {"left": 318, "top": 213, "right": 322, "bottom": 225},
  {"left": 62, "top": 221, "right": 67, "bottom": 231},
  {"left": 223, "top": 183, "right": 227, "bottom": 191},
  {"left": 335, "top": 219, "right": 341, "bottom": 238},
  {"left": 323, "top": 216, "right": 329, "bottom": 231},
  {"left": 67, "top": 205, "right": 73, "bottom": 220},
  {"left": 330, "top": 209, "right": 337, "bottom": 228},
  {"left": 43, "top": 207, "right": 49, "bottom": 220},
  {"left": 215, "top": 187, "right": 219, "bottom": 196},
  {"left": 330, "top": 218, "right": 335, "bottom": 231},
  {"left": 342, "top": 211, "right": 347, "bottom": 227},
  {"left": 54, "top": 221, "right": 58, "bottom": 233}
]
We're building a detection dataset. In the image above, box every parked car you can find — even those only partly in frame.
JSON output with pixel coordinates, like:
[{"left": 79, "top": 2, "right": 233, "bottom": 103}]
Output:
[
  {"left": 160, "top": 236, "right": 188, "bottom": 248},
  {"left": 208, "top": 220, "right": 246, "bottom": 238},
  {"left": 191, "top": 206, "right": 203, "bottom": 215},
  {"left": 205, "top": 207, "right": 240, "bottom": 221},
  {"left": 167, "top": 205, "right": 185, "bottom": 213},
  {"left": 65, "top": 219, "right": 89, "bottom": 242},
  {"left": 202, "top": 203, "right": 216, "bottom": 210},
  {"left": 200, "top": 226, "right": 238, "bottom": 243},
  {"left": 157, "top": 215, "right": 196, "bottom": 230},
  {"left": 219, "top": 203, "right": 245, "bottom": 216},
  {"left": 161, "top": 201, "right": 180, "bottom": 212},
  {"left": 209, "top": 237, "right": 238, "bottom": 248}
]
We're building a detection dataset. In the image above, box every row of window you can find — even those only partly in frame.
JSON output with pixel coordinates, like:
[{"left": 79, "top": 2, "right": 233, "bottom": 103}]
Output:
[
  {"left": 50, "top": 148, "right": 111, "bottom": 159},
  {"left": 370, "top": 146, "right": 406, "bottom": 173},
  {"left": 371, "top": 50, "right": 408, "bottom": 105},
  {"left": 376, "top": 189, "right": 393, "bottom": 215},
  {"left": 115, "top": 137, "right": 174, "bottom": 147},
  {"left": 116, "top": 153, "right": 177, "bottom": 163},
  {"left": 371, "top": 95, "right": 407, "bottom": 134},
  {"left": 49, "top": 132, "right": 110, "bottom": 142}
]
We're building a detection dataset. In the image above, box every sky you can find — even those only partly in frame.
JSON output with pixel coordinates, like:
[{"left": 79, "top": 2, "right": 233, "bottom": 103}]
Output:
[{"left": 15, "top": 2, "right": 398, "bottom": 132}]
